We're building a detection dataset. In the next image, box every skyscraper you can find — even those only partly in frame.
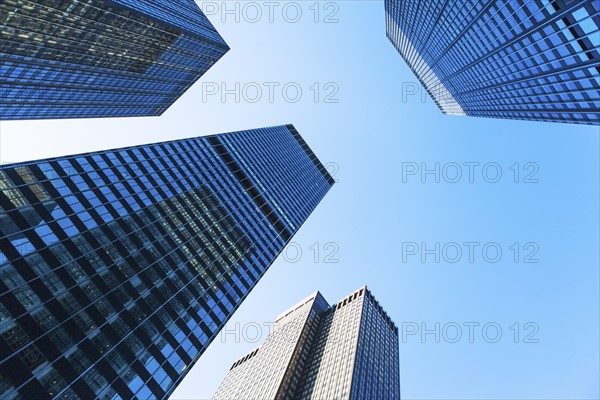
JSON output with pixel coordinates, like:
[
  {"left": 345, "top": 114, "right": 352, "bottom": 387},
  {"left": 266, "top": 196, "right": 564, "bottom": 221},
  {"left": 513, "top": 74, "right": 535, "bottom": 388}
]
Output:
[
  {"left": 213, "top": 287, "right": 400, "bottom": 400},
  {"left": 386, "top": 0, "right": 600, "bottom": 125},
  {"left": 0, "top": 124, "right": 334, "bottom": 399},
  {"left": 1, "top": 0, "right": 229, "bottom": 120}
]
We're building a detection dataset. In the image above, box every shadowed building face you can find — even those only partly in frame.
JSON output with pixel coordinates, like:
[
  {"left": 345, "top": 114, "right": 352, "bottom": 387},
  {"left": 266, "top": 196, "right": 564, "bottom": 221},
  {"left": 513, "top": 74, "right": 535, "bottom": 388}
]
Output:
[
  {"left": 0, "top": 125, "right": 334, "bottom": 399},
  {"left": 1, "top": 0, "right": 229, "bottom": 119}
]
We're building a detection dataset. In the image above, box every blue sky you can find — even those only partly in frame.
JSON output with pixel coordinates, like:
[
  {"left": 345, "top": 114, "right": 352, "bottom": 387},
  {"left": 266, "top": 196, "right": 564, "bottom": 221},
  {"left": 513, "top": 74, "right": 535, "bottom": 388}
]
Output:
[{"left": 1, "top": 1, "right": 598, "bottom": 399}]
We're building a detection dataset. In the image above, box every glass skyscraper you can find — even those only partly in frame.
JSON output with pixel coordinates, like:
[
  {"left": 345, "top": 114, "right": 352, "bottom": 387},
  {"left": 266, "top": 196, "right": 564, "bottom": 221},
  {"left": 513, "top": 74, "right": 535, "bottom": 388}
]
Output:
[
  {"left": 1, "top": 0, "right": 229, "bottom": 120},
  {"left": 0, "top": 125, "right": 334, "bottom": 399},
  {"left": 386, "top": 0, "right": 600, "bottom": 125},
  {"left": 213, "top": 287, "right": 401, "bottom": 400}
]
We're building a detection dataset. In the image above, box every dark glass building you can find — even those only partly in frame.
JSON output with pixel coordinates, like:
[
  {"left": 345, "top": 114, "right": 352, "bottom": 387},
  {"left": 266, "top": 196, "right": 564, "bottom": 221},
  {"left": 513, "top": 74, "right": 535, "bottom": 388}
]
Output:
[
  {"left": 213, "top": 287, "right": 400, "bottom": 400},
  {"left": 1, "top": 0, "right": 229, "bottom": 120},
  {"left": 0, "top": 125, "right": 334, "bottom": 399},
  {"left": 386, "top": 0, "right": 600, "bottom": 125}
]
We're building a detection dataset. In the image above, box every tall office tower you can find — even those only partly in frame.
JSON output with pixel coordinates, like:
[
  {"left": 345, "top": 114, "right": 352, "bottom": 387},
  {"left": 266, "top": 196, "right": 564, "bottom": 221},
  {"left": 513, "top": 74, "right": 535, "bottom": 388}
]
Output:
[
  {"left": 1, "top": 0, "right": 229, "bottom": 120},
  {"left": 0, "top": 125, "right": 334, "bottom": 399},
  {"left": 386, "top": 0, "right": 600, "bottom": 125},
  {"left": 213, "top": 287, "right": 401, "bottom": 400}
]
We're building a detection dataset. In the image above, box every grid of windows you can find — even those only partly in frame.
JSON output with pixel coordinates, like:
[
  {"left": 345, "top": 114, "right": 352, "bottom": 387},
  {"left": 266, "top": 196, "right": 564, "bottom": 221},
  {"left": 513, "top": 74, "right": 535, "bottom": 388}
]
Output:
[
  {"left": 213, "top": 293, "right": 328, "bottom": 400},
  {"left": 297, "top": 291, "right": 364, "bottom": 400},
  {"left": 0, "top": 125, "right": 334, "bottom": 399},
  {"left": 1, "top": 0, "right": 229, "bottom": 120},
  {"left": 212, "top": 287, "right": 400, "bottom": 400},
  {"left": 350, "top": 291, "right": 400, "bottom": 400},
  {"left": 386, "top": 0, "right": 600, "bottom": 125}
]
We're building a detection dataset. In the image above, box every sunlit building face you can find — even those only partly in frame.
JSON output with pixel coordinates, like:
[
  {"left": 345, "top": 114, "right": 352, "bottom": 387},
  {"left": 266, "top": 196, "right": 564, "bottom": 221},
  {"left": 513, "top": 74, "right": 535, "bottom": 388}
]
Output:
[
  {"left": 386, "top": 0, "right": 600, "bottom": 125},
  {"left": 213, "top": 287, "right": 400, "bottom": 400}
]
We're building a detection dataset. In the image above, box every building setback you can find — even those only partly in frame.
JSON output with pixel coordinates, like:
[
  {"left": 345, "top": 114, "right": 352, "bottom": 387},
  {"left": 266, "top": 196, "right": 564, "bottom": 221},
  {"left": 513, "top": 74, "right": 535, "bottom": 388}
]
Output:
[
  {"left": 386, "top": 0, "right": 600, "bottom": 125},
  {"left": 1, "top": 0, "right": 229, "bottom": 120},
  {"left": 0, "top": 124, "right": 334, "bottom": 399},
  {"left": 213, "top": 287, "right": 400, "bottom": 400}
]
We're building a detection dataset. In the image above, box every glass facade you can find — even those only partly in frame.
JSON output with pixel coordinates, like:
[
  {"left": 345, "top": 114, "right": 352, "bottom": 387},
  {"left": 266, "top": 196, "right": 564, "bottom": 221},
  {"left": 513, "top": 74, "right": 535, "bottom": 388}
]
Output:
[
  {"left": 386, "top": 0, "right": 600, "bottom": 125},
  {"left": 0, "top": 124, "right": 334, "bottom": 399},
  {"left": 1, "top": 0, "right": 229, "bottom": 120},
  {"left": 213, "top": 287, "right": 400, "bottom": 400}
]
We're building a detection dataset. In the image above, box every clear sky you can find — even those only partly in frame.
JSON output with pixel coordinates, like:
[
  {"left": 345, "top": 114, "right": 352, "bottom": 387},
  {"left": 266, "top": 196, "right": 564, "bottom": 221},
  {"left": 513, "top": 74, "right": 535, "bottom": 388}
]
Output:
[{"left": 1, "top": 1, "right": 599, "bottom": 399}]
